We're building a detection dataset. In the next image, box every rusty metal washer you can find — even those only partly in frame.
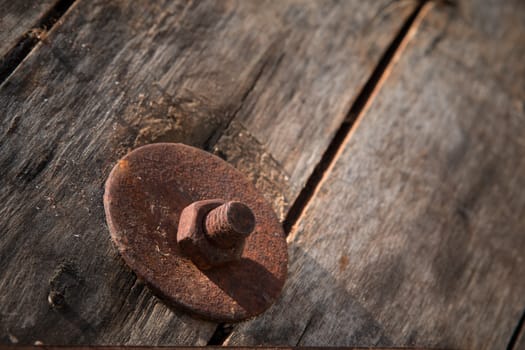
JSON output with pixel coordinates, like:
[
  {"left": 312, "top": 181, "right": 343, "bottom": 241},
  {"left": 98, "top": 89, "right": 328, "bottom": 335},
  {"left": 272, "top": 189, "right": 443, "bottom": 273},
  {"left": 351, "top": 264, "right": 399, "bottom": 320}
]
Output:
[{"left": 103, "top": 143, "right": 288, "bottom": 322}]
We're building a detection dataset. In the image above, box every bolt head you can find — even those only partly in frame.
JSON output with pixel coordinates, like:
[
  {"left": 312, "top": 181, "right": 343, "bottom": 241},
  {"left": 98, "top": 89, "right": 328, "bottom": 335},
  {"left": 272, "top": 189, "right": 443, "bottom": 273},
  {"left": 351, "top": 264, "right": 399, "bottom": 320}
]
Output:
[{"left": 177, "top": 199, "right": 246, "bottom": 270}]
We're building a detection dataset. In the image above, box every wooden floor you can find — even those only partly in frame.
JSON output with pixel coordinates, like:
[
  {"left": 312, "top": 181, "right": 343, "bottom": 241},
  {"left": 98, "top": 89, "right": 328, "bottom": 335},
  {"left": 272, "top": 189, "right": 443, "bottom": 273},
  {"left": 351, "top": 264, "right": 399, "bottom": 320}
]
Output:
[{"left": 0, "top": 0, "right": 524, "bottom": 348}]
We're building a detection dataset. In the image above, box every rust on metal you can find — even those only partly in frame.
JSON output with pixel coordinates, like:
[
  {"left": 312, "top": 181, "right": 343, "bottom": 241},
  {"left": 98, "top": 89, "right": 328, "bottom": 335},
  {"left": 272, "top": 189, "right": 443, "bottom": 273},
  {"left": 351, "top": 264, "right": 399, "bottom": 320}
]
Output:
[
  {"left": 204, "top": 201, "right": 255, "bottom": 248},
  {"left": 103, "top": 143, "right": 288, "bottom": 322},
  {"left": 177, "top": 199, "right": 255, "bottom": 270}
]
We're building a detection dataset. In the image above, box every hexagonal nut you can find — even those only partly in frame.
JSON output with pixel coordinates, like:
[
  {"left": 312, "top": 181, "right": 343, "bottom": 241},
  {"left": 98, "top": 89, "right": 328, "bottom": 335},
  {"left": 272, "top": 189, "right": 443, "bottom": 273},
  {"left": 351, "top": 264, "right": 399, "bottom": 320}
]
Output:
[{"left": 177, "top": 199, "right": 246, "bottom": 270}]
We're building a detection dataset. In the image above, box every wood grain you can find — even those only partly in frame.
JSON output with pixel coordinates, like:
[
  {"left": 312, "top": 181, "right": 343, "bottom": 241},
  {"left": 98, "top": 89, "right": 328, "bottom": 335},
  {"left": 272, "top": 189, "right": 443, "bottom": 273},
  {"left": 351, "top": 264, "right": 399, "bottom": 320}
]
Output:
[
  {"left": 511, "top": 328, "right": 525, "bottom": 350},
  {"left": 212, "top": 0, "right": 419, "bottom": 220},
  {"left": 226, "top": 1, "right": 525, "bottom": 348},
  {"left": 0, "top": 0, "right": 417, "bottom": 345},
  {"left": 516, "top": 329, "right": 525, "bottom": 350},
  {"left": 0, "top": 0, "right": 59, "bottom": 65}
]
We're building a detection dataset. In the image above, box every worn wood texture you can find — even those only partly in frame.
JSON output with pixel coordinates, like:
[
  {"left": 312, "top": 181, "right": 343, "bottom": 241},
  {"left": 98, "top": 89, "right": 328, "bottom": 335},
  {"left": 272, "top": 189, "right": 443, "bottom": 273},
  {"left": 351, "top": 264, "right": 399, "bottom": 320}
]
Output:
[
  {"left": 0, "top": 0, "right": 59, "bottom": 61},
  {"left": 0, "top": 0, "right": 417, "bottom": 345},
  {"left": 211, "top": 0, "right": 420, "bottom": 220},
  {"left": 226, "top": 1, "right": 525, "bottom": 348},
  {"left": 517, "top": 329, "right": 525, "bottom": 350}
]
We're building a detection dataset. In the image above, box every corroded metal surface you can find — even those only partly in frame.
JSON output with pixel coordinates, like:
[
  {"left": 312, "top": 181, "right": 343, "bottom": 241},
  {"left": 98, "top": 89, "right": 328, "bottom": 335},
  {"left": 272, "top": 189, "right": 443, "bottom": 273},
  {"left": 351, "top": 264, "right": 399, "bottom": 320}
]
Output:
[
  {"left": 103, "top": 143, "right": 288, "bottom": 322},
  {"left": 177, "top": 199, "right": 254, "bottom": 270},
  {"left": 204, "top": 201, "right": 256, "bottom": 249}
]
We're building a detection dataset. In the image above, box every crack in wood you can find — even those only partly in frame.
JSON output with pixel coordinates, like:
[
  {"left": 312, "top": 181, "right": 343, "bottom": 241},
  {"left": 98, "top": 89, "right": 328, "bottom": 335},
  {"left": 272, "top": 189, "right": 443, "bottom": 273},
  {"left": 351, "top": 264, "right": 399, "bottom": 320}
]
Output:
[
  {"left": 508, "top": 309, "right": 525, "bottom": 350},
  {"left": 206, "top": 1, "right": 433, "bottom": 346},
  {"left": 203, "top": 42, "right": 286, "bottom": 151},
  {"left": 283, "top": 1, "right": 433, "bottom": 236},
  {"left": 0, "top": 0, "right": 77, "bottom": 84}
]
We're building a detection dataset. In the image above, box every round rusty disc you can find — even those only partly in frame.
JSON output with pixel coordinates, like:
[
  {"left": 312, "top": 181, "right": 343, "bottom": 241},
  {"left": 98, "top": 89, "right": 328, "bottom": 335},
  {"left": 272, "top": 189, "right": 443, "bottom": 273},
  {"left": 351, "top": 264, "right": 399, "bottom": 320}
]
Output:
[{"left": 103, "top": 143, "right": 288, "bottom": 322}]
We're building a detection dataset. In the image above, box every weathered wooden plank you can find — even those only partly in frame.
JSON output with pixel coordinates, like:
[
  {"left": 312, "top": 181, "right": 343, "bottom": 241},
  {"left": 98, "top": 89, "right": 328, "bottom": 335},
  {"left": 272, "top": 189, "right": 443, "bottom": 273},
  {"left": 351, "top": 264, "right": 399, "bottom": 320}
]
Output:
[
  {"left": 515, "top": 328, "right": 525, "bottom": 350},
  {"left": 0, "top": 0, "right": 60, "bottom": 70},
  {"left": 0, "top": 0, "right": 417, "bottom": 345},
  {"left": 211, "top": 0, "right": 421, "bottom": 220},
  {"left": 226, "top": 1, "right": 525, "bottom": 348}
]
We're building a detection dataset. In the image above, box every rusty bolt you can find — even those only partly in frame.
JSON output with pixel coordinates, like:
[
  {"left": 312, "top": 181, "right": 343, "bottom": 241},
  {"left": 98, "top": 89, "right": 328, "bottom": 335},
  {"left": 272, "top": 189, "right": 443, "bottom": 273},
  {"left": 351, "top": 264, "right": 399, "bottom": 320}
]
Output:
[
  {"left": 205, "top": 201, "right": 255, "bottom": 248},
  {"left": 177, "top": 199, "right": 256, "bottom": 270},
  {"left": 105, "top": 143, "right": 288, "bottom": 321}
]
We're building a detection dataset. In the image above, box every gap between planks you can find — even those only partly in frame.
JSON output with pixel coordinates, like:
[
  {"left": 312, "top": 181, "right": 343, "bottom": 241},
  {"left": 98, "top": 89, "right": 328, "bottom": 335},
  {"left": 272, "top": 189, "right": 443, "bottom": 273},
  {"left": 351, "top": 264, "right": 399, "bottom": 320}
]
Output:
[
  {"left": 0, "top": 0, "right": 77, "bottom": 84},
  {"left": 207, "top": 0, "right": 434, "bottom": 345},
  {"left": 508, "top": 308, "right": 525, "bottom": 350}
]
